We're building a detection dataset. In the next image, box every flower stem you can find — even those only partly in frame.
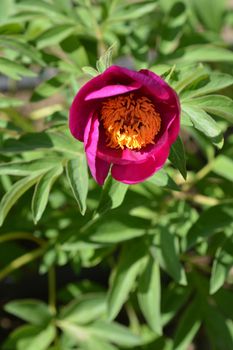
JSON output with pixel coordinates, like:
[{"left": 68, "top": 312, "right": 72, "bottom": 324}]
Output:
[
  {"left": 0, "top": 246, "right": 46, "bottom": 281},
  {"left": 48, "top": 266, "right": 56, "bottom": 316},
  {"left": 0, "top": 232, "right": 45, "bottom": 246}
]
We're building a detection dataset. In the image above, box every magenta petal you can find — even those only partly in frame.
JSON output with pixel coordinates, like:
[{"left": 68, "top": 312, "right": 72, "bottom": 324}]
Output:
[
  {"left": 111, "top": 134, "right": 170, "bottom": 184},
  {"left": 84, "top": 114, "right": 110, "bottom": 185},
  {"left": 85, "top": 82, "right": 141, "bottom": 100}
]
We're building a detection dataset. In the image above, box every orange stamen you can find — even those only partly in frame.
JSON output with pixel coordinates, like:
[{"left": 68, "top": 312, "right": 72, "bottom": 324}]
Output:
[{"left": 100, "top": 93, "right": 161, "bottom": 150}]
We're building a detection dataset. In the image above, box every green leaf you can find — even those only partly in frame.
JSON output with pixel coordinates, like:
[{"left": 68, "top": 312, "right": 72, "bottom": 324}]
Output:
[
  {"left": 3, "top": 324, "right": 56, "bottom": 350},
  {"left": 186, "top": 204, "right": 233, "bottom": 249},
  {"left": 60, "top": 294, "right": 106, "bottom": 325},
  {"left": 82, "top": 66, "right": 99, "bottom": 77},
  {"left": 162, "top": 285, "right": 191, "bottom": 326},
  {"left": 66, "top": 156, "right": 89, "bottom": 215},
  {"left": 0, "top": 20, "right": 24, "bottom": 34},
  {"left": 18, "top": 0, "right": 71, "bottom": 20},
  {"left": 0, "top": 37, "right": 44, "bottom": 65},
  {"left": 57, "top": 321, "right": 90, "bottom": 344},
  {"left": 4, "top": 299, "right": 51, "bottom": 326},
  {"left": 0, "top": 57, "right": 36, "bottom": 80},
  {"left": 81, "top": 336, "right": 118, "bottom": 350},
  {"left": 212, "top": 155, "right": 233, "bottom": 182},
  {"left": 87, "top": 218, "right": 147, "bottom": 243},
  {"left": 31, "top": 73, "right": 68, "bottom": 102},
  {"left": 170, "top": 45, "right": 233, "bottom": 64},
  {"left": 108, "top": 2, "right": 158, "bottom": 22},
  {"left": 147, "top": 168, "right": 179, "bottom": 191},
  {"left": 169, "top": 136, "right": 187, "bottom": 179},
  {"left": 0, "top": 157, "right": 62, "bottom": 176},
  {"left": 0, "top": 128, "right": 82, "bottom": 155},
  {"left": 96, "top": 177, "right": 128, "bottom": 216},
  {"left": 173, "top": 65, "right": 208, "bottom": 94},
  {"left": 181, "top": 72, "right": 233, "bottom": 99},
  {"left": 137, "top": 256, "right": 161, "bottom": 334},
  {"left": 191, "top": 0, "right": 226, "bottom": 32},
  {"left": 210, "top": 236, "right": 233, "bottom": 294},
  {"left": 87, "top": 320, "right": 142, "bottom": 347},
  {"left": 184, "top": 95, "right": 233, "bottom": 123},
  {"left": 159, "top": 227, "right": 187, "bottom": 285},
  {"left": 0, "top": 96, "right": 23, "bottom": 108},
  {"left": 96, "top": 44, "right": 116, "bottom": 73},
  {"left": 19, "top": 324, "right": 56, "bottom": 350},
  {"left": 59, "top": 320, "right": 141, "bottom": 348},
  {"left": 182, "top": 104, "right": 223, "bottom": 147},
  {"left": 204, "top": 305, "right": 233, "bottom": 350},
  {"left": 32, "top": 165, "right": 63, "bottom": 224},
  {"left": 173, "top": 298, "right": 201, "bottom": 350},
  {"left": 0, "top": 0, "right": 14, "bottom": 20},
  {"left": 0, "top": 171, "right": 45, "bottom": 226},
  {"left": 107, "top": 239, "right": 146, "bottom": 320},
  {"left": 37, "top": 25, "right": 75, "bottom": 49}
]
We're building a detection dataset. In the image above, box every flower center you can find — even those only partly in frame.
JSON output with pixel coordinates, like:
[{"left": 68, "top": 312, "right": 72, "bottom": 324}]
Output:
[{"left": 100, "top": 93, "right": 161, "bottom": 150}]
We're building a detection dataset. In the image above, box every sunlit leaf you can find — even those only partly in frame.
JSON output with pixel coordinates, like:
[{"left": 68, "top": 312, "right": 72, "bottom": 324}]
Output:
[
  {"left": 32, "top": 165, "right": 63, "bottom": 224},
  {"left": 66, "top": 156, "right": 89, "bottom": 215}
]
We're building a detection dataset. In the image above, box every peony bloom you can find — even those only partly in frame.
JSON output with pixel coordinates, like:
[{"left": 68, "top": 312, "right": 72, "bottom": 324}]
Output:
[{"left": 69, "top": 66, "right": 180, "bottom": 185}]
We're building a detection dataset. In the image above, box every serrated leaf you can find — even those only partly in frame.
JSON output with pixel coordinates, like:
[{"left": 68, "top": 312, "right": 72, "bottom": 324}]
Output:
[
  {"left": 0, "top": 171, "right": 45, "bottom": 226},
  {"left": 4, "top": 299, "right": 51, "bottom": 326},
  {"left": 32, "top": 165, "right": 63, "bottom": 224},
  {"left": 137, "top": 257, "right": 161, "bottom": 334},
  {"left": 66, "top": 156, "right": 89, "bottom": 215},
  {"left": 169, "top": 136, "right": 187, "bottom": 179},
  {"left": 96, "top": 177, "right": 128, "bottom": 216},
  {"left": 182, "top": 104, "right": 223, "bottom": 147},
  {"left": 107, "top": 239, "right": 146, "bottom": 320}
]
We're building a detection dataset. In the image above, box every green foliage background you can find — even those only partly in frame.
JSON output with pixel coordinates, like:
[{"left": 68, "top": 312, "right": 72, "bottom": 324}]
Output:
[{"left": 0, "top": 0, "right": 233, "bottom": 349}]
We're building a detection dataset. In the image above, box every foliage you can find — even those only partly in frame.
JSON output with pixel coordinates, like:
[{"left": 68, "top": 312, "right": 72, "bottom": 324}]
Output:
[{"left": 0, "top": 0, "right": 233, "bottom": 349}]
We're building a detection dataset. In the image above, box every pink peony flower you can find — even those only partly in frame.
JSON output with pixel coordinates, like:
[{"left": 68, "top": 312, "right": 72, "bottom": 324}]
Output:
[{"left": 69, "top": 66, "right": 180, "bottom": 185}]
